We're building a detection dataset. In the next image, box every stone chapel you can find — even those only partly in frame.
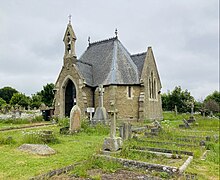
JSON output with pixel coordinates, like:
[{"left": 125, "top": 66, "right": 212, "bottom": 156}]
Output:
[{"left": 53, "top": 21, "right": 163, "bottom": 121}]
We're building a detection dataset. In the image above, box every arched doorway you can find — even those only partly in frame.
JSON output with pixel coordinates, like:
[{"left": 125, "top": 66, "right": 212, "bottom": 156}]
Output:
[{"left": 64, "top": 79, "right": 76, "bottom": 117}]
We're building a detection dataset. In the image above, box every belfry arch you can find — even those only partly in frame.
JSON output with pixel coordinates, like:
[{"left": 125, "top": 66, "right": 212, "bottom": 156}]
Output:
[{"left": 64, "top": 79, "right": 76, "bottom": 117}]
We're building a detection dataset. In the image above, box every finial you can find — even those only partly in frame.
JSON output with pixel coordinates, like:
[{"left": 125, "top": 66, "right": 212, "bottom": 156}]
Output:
[
  {"left": 115, "top": 28, "right": 118, "bottom": 38},
  {"left": 88, "top": 36, "right": 91, "bottom": 45},
  {"left": 68, "top": 14, "right": 72, "bottom": 24}
]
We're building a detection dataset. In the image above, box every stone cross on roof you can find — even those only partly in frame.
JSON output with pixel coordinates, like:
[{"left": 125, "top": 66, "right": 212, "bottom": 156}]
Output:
[{"left": 68, "top": 14, "right": 72, "bottom": 24}]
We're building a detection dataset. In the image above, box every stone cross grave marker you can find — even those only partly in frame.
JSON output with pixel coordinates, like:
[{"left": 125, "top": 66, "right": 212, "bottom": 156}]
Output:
[
  {"left": 110, "top": 107, "right": 117, "bottom": 138},
  {"left": 174, "top": 105, "right": 178, "bottom": 116},
  {"left": 92, "top": 84, "right": 107, "bottom": 124},
  {"left": 69, "top": 105, "right": 81, "bottom": 132},
  {"left": 87, "top": 107, "right": 95, "bottom": 121},
  {"left": 103, "top": 102, "right": 122, "bottom": 152},
  {"left": 188, "top": 102, "right": 196, "bottom": 122},
  {"left": 190, "top": 102, "right": 194, "bottom": 117},
  {"left": 98, "top": 85, "right": 104, "bottom": 107}
]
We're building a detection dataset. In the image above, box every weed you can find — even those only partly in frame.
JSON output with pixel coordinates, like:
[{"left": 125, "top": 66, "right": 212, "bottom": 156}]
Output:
[
  {"left": 58, "top": 117, "right": 69, "bottom": 127},
  {"left": 0, "top": 135, "right": 16, "bottom": 145},
  {"left": 159, "top": 172, "right": 170, "bottom": 179}
]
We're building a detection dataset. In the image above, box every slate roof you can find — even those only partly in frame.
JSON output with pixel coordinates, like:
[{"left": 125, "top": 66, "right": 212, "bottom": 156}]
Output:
[
  {"left": 77, "top": 37, "right": 146, "bottom": 87},
  {"left": 131, "top": 52, "right": 147, "bottom": 78}
]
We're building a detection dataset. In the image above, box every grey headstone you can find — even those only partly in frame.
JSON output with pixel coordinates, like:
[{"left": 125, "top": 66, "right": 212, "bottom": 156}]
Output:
[{"left": 69, "top": 105, "right": 81, "bottom": 132}]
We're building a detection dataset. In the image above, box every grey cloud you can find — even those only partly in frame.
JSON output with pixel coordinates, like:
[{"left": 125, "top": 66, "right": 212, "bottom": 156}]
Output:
[{"left": 0, "top": 0, "right": 218, "bottom": 99}]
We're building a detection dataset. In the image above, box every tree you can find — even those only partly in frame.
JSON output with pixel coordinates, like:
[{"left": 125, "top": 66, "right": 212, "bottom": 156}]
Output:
[
  {"left": 204, "top": 99, "right": 219, "bottom": 113},
  {"left": 161, "top": 86, "right": 194, "bottom": 113},
  {"left": 38, "top": 83, "right": 55, "bottom": 107},
  {"left": 204, "top": 91, "right": 220, "bottom": 105},
  {"left": 10, "top": 93, "right": 30, "bottom": 108},
  {"left": 0, "top": 87, "right": 18, "bottom": 103},
  {"left": 203, "top": 91, "right": 220, "bottom": 114},
  {"left": 0, "top": 97, "right": 6, "bottom": 107},
  {"left": 30, "top": 94, "right": 42, "bottom": 109}
]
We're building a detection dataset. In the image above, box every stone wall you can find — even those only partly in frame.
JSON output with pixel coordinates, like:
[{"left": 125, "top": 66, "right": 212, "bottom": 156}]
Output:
[
  {"left": 94, "top": 85, "right": 140, "bottom": 120},
  {"left": 54, "top": 59, "right": 86, "bottom": 118},
  {"left": 141, "top": 47, "right": 163, "bottom": 120}
]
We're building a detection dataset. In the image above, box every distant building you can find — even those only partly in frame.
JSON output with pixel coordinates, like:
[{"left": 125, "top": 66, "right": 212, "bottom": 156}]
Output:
[{"left": 53, "top": 22, "right": 163, "bottom": 121}]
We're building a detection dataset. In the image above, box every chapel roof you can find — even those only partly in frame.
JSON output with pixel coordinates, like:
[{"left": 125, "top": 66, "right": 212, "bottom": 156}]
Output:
[{"left": 77, "top": 37, "right": 146, "bottom": 87}]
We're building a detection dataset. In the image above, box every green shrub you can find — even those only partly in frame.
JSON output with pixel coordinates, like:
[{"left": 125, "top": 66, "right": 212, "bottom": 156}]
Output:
[
  {"left": 160, "top": 172, "right": 170, "bottom": 179},
  {"left": 58, "top": 117, "right": 69, "bottom": 127}
]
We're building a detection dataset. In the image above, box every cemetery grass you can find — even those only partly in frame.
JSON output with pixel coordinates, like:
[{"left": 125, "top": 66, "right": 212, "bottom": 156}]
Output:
[
  {"left": 0, "top": 116, "right": 44, "bottom": 129},
  {"left": 0, "top": 124, "right": 109, "bottom": 179},
  {"left": 0, "top": 113, "right": 219, "bottom": 179}
]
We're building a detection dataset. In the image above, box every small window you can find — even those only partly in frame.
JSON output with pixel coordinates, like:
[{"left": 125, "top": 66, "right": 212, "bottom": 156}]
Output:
[{"left": 128, "top": 86, "right": 132, "bottom": 98}]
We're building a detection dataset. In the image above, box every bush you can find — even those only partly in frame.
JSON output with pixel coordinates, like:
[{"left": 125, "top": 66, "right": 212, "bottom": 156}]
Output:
[{"left": 58, "top": 117, "right": 70, "bottom": 127}]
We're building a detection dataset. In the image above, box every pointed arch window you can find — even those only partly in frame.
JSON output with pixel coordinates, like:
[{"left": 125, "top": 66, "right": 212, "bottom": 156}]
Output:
[{"left": 149, "top": 71, "right": 157, "bottom": 100}]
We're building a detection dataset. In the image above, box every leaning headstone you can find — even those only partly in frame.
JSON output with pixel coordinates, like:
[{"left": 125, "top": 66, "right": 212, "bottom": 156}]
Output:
[
  {"left": 69, "top": 105, "right": 81, "bottom": 133},
  {"left": 153, "top": 120, "right": 162, "bottom": 129},
  {"left": 103, "top": 104, "right": 122, "bottom": 152},
  {"left": 183, "top": 119, "right": 190, "bottom": 128},
  {"left": 92, "top": 85, "right": 107, "bottom": 124},
  {"left": 179, "top": 119, "right": 190, "bottom": 128}
]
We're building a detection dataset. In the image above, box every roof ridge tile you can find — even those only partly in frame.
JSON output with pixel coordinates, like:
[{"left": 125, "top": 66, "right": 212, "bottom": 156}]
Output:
[
  {"left": 131, "top": 52, "right": 146, "bottom": 57},
  {"left": 89, "top": 37, "right": 117, "bottom": 47}
]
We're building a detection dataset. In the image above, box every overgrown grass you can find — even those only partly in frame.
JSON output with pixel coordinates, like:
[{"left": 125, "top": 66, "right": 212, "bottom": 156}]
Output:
[
  {"left": 0, "top": 116, "right": 44, "bottom": 124},
  {"left": 70, "top": 156, "right": 123, "bottom": 178},
  {"left": 0, "top": 112, "right": 219, "bottom": 179}
]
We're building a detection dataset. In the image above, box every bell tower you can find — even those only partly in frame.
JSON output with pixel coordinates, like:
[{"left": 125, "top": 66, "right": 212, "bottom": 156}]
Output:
[{"left": 63, "top": 15, "right": 77, "bottom": 65}]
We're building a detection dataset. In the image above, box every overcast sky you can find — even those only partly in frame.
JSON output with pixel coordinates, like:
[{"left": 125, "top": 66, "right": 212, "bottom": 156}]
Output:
[{"left": 0, "top": 0, "right": 219, "bottom": 100}]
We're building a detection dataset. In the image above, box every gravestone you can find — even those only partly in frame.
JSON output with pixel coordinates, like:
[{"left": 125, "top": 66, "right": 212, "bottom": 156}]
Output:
[
  {"left": 103, "top": 103, "right": 122, "bottom": 151},
  {"left": 179, "top": 119, "right": 190, "bottom": 128},
  {"left": 210, "top": 111, "right": 213, "bottom": 117},
  {"left": 69, "top": 105, "right": 81, "bottom": 132},
  {"left": 92, "top": 85, "right": 107, "bottom": 124},
  {"left": 174, "top": 105, "right": 178, "bottom": 116},
  {"left": 119, "top": 122, "right": 132, "bottom": 140},
  {"left": 153, "top": 120, "right": 162, "bottom": 129},
  {"left": 187, "top": 102, "right": 196, "bottom": 123}
]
